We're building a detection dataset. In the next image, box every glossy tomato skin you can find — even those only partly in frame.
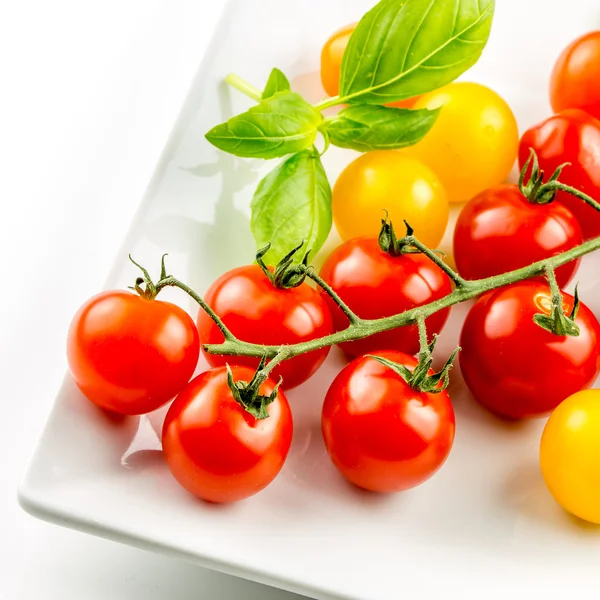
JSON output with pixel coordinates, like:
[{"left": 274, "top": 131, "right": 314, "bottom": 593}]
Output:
[
  {"left": 322, "top": 350, "right": 455, "bottom": 493},
  {"left": 320, "top": 23, "right": 416, "bottom": 108},
  {"left": 550, "top": 31, "right": 600, "bottom": 120},
  {"left": 67, "top": 291, "right": 200, "bottom": 415},
  {"left": 197, "top": 265, "right": 333, "bottom": 390},
  {"left": 319, "top": 238, "right": 452, "bottom": 357},
  {"left": 332, "top": 152, "right": 449, "bottom": 247},
  {"left": 163, "top": 366, "right": 293, "bottom": 503},
  {"left": 540, "top": 390, "right": 600, "bottom": 524},
  {"left": 460, "top": 282, "right": 600, "bottom": 420},
  {"left": 519, "top": 109, "right": 600, "bottom": 239},
  {"left": 406, "top": 82, "right": 519, "bottom": 204},
  {"left": 453, "top": 184, "right": 583, "bottom": 288}
]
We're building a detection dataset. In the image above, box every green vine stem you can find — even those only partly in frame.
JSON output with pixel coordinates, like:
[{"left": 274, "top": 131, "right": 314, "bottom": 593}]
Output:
[
  {"left": 136, "top": 224, "right": 598, "bottom": 367},
  {"left": 201, "top": 230, "right": 600, "bottom": 359}
]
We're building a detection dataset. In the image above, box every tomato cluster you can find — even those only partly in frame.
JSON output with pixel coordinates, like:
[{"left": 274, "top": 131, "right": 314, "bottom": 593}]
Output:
[{"left": 66, "top": 27, "right": 600, "bottom": 525}]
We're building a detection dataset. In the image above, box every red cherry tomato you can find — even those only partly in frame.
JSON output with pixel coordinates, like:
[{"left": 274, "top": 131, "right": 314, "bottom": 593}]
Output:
[
  {"left": 322, "top": 350, "right": 455, "bottom": 493},
  {"left": 460, "top": 282, "right": 600, "bottom": 419},
  {"left": 163, "top": 366, "right": 293, "bottom": 503},
  {"left": 197, "top": 265, "right": 333, "bottom": 389},
  {"left": 519, "top": 109, "right": 600, "bottom": 239},
  {"left": 319, "top": 238, "right": 452, "bottom": 357},
  {"left": 550, "top": 31, "right": 600, "bottom": 120},
  {"left": 67, "top": 291, "right": 200, "bottom": 415},
  {"left": 453, "top": 184, "right": 583, "bottom": 288}
]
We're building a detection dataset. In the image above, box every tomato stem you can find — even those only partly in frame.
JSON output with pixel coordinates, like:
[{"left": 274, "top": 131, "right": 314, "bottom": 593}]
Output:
[
  {"left": 368, "top": 319, "right": 459, "bottom": 393},
  {"left": 546, "top": 182, "right": 600, "bottom": 213},
  {"left": 224, "top": 73, "right": 262, "bottom": 102},
  {"left": 202, "top": 233, "right": 600, "bottom": 360},
  {"left": 304, "top": 268, "right": 362, "bottom": 325},
  {"left": 408, "top": 237, "right": 468, "bottom": 288},
  {"left": 154, "top": 275, "right": 237, "bottom": 342},
  {"left": 533, "top": 266, "right": 580, "bottom": 337}
]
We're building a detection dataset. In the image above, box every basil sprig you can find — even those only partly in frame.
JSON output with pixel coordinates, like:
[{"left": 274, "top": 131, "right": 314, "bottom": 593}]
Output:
[{"left": 205, "top": 0, "right": 496, "bottom": 263}]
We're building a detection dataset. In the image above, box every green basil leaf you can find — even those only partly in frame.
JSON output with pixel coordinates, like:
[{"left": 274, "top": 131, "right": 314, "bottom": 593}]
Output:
[
  {"left": 250, "top": 149, "right": 332, "bottom": 263},
  {"left": 340, "top": 0, "right": 495, "bottom": 104},
  {"left": 205, "top": 92, "right": 322, "bottom": 159},
  {"left": 324, "top": 104, "right": 440, "bottom": 151},
  {"left": 262, "top": 68, "right": 291, "bottom": 99}
]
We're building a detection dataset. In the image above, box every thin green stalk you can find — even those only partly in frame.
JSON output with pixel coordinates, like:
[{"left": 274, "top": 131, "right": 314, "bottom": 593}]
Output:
[
  {"left": 314, "top": 95, "right": 342, "bottom": 111},
  {"left": 155, "top": 276, "right": 236, "bottom": 342},
  {"left": 224, "top": 73, "right": 262, "bottom": 102},
  {"left": 546, "top": 182, "right": 600, "bottom": 213},
  {"left": 304, "top": 268, "right": 361, "bottom": 324},
  {"left": 408, "top": 238, "right": 468, "bottom": 288}
]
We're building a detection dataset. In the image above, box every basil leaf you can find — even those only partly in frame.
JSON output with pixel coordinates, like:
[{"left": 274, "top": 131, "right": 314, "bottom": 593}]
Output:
[
  {"left": 205, "top": 92, "right": 322, "bottom": 159},
  {"left": 262, "top": 68, "right": 291, "bottom": 99},
  {"left": 340, "top": 0, "right": 495, "bottom": 104},
  {"left": 250, "top": 149, "right": 332, "bottom": 263},
  {"left": 325, "top": 104, "right": 440, "bottom": 152}
]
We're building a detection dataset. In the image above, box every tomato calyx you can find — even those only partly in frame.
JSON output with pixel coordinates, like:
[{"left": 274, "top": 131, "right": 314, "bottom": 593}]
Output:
[
  {"left": 519, "top": 148, "right": 570, "bottom": 206},
  {"left": 368, "top": 320, "right": 459, "bottom": 393},
  {"left": 256, "top": 242, "right": 312, "bottom": 289},
  {"left": 378, "top": 216, "right": 422, "bottom": 257},
  {"left": 128, "top": 254, "right": 166, "bottom": 300},
  {"left": 226, "top": 356, "right": 282, "bottom": 420},
  {"left": 533, "top": 267, "right": 580, "bottom": 337}
]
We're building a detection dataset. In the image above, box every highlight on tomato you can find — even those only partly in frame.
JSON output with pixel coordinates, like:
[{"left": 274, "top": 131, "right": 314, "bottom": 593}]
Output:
[
  {"left": 540, "top": 389, "right": 600, "bottom": 524},
  {"left": 519, "top": 108, "right": 600, "bottom": 239},
  {"left": 404, "top": 82, "right": 519, "bottom": 204},
  {"left": 320, "top": 218, "right": 452, "bottom": 358},
  {"left": 197, "top": 247, "right": 334, "bottom": 390},
  {"left": 332, "top": 151, "right": 449, "bottom": 247},
  {"left": 322, "top": 350, "right": 455, "bottom": 493},
  {"left": 67, "top": 290, "right": 200, "bottom": 416},
  {"left": 453, "top": 152, "right": 583, "bottom": 288},
  {"left": 550, "top": 31, "right": 600, "bottom": 120},
  {"left": 163, "top": 364, "right": 293, "bottom": 503},
  {"left": 460, "top": 281, "right": 600, "bottom": 420}
]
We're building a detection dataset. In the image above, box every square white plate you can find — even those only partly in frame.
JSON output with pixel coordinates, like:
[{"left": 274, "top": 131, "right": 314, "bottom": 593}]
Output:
[{"left": 20, "top": 1, "right": 600, "bottom": 599}]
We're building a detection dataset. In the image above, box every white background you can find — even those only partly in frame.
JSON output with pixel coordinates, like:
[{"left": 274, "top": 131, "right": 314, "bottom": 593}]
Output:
[{"left": 0, "top": 1, "right": 301, "bottom": 598}]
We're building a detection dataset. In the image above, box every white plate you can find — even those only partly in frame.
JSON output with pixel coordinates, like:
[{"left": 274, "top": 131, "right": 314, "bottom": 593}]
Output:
[{"left": 19, "top": 1, "right": 600, "bottom": 599}]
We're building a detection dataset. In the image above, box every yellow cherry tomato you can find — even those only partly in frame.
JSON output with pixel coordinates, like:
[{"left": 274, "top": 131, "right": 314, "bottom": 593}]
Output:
[
  {"left": 320, "top": 23, "right": 356, "bottom": 98},
  {"left": 540, "top": 390, "right": 600, "bottom": 524},
  {"left": 405, "top": 82, "right": 519, "bottom": 204},
  {"left": 332, "top": 151, "right": 449, "bottom": 247},
  {"left": 320, "top": 24, "right": 417, "bottom": 108}
]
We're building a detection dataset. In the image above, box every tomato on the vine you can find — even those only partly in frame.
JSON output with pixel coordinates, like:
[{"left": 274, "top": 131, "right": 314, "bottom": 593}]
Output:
[
  {"left": 460, "top": 282, "right": 600, "bottom": 419},
  {"left": 519, "top": 109, "right": 600, "bottom": 239},
  {"left": 405, "top": 82, "right": 519, "bottom": 204},
  {"left": 320, "top": 23, "right": 416, "bottom": 108},
  {"left": 67, "top": 291, "right": 200, "bottom": 415},
  {"left": 197, "top": 264, "right": 333, "bottom": 389},
  {"left": 319, "top": 236, "right": 452, "bottom": 358},
  {"left": 550, "top": 31, "right": 600, "bottom": 120},
  {"left": 163, "top": 365, "right": 293, "bottom": 503},
  {"left": 322, "top": 350, "right": 455, "bottom": 493},
  {"left": 453, "top": 183, "right": 583, "bottom": 288},
  {"left": 540, "top": 390, "right": 600, "bottom": 524},
  {"left": 332, "top": 151, "right": 449, "bottom": 247}
]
